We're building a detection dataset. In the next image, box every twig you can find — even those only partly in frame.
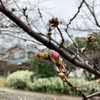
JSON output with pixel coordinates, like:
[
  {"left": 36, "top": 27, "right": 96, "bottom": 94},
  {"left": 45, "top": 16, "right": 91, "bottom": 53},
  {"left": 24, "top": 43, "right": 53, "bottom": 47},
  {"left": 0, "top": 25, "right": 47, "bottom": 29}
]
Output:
[
  {"left": 13, "top": 0, "right": 46, "bottom": 34},
  {"left": 57, "top": 26, "right": 64, "bottom": 48},
  {"left": 5, "top": 33, "right": 42, "bottom": 45},
  {"left": 38, "top": 8, "right": 48, "bottom": 29},
  {"left": 82, "top": 52, "right": 100, "bottom": 72},
  {"left": 86, "top": 92, "right": 100, "bottom": 99},
  {"left": 65, "top": 29, "right": 78, "bottom": 49},
  {"left": 13, "top": 0, "right": 31, "bottom": 28},
  {"left": 65, "top": 79, "right": 87, "bottom": 100},
  {"left": 84, "top": 1, "right": 100, "bottom": 27},
  {"left": 0, "top": 0, "right": 6, "bottom": 11},
  {"left": 65, "top": 0, "right": 85, "bottom": 30}
]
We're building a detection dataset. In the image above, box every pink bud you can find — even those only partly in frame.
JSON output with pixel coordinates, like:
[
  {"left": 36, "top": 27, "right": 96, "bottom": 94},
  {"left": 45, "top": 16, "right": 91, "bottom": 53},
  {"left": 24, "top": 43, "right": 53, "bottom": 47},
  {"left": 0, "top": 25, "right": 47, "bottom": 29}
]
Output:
[
  {"left": 35, "top": 52, "right": 43, "bottom": 58},
  {"left": 58, "top": 72, "right": 65, "bottom": 77},
  {"left": 52, "top": 51, "right": 60, "bottom": 60}
]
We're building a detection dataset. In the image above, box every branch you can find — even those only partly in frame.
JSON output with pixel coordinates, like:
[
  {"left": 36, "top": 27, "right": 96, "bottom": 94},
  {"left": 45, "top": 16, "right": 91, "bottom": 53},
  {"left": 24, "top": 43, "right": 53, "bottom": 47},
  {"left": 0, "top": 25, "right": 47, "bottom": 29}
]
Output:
[
  {"left": 35, "top": 51, "right": 87, "bottom": 100},
  {"left": 4, "top": 33, "right": 42, "bottom": 45},
  {"left": 57, "top": 26, "right": 64, "bottom": 48},
  {"left": 0, "top": 5, "right": 100, "bottom": 77},
  {"left": 65, "top": 29, "right": 78, "bottom": 49},
  {"left": 65, "top": 0, "right": 85, "bottom": 30},
  {"left": 84, "top": 1, "right": 100, "bottom": 28},
  {"left": 85, "top": 92, "right": 100, "bottom": 100},
  {"left": 0, "top": 0, "right": 5, "bottom": 11},
  {"left": 65, "top": 0, "right": 85, "bottom": 51}
]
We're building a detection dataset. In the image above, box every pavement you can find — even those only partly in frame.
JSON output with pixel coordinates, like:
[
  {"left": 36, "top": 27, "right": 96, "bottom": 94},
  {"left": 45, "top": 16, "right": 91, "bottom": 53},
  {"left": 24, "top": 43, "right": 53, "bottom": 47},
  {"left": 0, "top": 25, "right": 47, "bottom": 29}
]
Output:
[{"left": 0, "top": 88, "right": 82, "bottom": 100}]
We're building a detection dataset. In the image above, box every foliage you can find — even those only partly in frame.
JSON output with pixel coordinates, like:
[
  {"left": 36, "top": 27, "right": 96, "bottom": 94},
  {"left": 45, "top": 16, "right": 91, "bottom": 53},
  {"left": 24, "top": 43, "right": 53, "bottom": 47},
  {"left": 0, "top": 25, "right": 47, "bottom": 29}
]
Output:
[
  {"left": 0, "top": 77, "right": 6, "bottom": 87},
  {"left": 6, "top": 70, "right": 100, "bottom": 96},
  {"left": 28, "top": 77, "right": 64, "bottom": 94},
  {"left": 74, "top": 33, "right": 100, "bottom": 52},
  {"left": 27, "top": 77, "right": 100, "bottom": 95},
  {"left": 67, "top": 78, "right": 100, "bottom": 95},
  {"left": 6, "top": 70, "right": 34, "bottom": 89},
  {"left": 29, "top": 56, "right": 57, "bottom": 78},
  {"left": 75, "top": 37, "right": 87, "bottom": 49}
]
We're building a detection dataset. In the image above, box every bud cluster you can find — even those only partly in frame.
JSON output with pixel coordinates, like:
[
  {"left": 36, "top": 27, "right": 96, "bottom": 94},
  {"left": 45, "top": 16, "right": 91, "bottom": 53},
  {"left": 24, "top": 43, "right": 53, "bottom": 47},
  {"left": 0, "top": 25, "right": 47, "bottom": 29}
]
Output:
[
  {"left": 86, "top": 34, "right": 95, "bottom": 43},
  {"left": 35, "top": 51, "right": 50, "bottom": 60},
  {"left": 49, "top": 17, "right": 59, "bottom": 27},
  {"left": 35, "top": 50, "right": 67, "bottom": 82},
  {"left": 94, "top": 41, "right": 98, "bottom": 47},
  {"left": 35, "top": 51, "right": 86, "bottom": 98}
]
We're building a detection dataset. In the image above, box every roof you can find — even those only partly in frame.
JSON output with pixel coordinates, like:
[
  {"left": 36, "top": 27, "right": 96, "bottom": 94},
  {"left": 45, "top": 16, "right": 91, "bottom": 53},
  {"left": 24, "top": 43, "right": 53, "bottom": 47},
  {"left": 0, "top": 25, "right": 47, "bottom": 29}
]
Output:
[
  {"left": 5, "top": 58, "right": 28, "bottom": 65},
  {"left": 0, "top": 49, "right": 6, "bottom": 55},
  {"left": 0, "top": 49, "right": 6, "bottom": 60},
  {"left": 6, "top": 44, "right": 38, "bottom": 53}
]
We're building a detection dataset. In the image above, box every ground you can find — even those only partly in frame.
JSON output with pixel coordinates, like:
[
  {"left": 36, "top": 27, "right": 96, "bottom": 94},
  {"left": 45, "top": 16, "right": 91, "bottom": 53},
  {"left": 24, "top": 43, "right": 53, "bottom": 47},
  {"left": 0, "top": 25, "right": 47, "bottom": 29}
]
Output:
[{"left": 0, "top": 88, "right": 82, "bottom": 100}]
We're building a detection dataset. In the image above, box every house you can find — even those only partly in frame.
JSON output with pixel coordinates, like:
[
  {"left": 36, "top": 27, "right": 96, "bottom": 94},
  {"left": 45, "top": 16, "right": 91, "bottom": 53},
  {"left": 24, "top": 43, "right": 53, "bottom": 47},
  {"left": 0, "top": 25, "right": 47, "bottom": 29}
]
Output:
[
  {"left": 0, "top": 45, "right": 38, "bottom": 76},
  {"left": 4, "top": 45, "right": 38, "bottom": 65},
  {"left": 0, "top": 48, "right": 6, "bottom": 60}
]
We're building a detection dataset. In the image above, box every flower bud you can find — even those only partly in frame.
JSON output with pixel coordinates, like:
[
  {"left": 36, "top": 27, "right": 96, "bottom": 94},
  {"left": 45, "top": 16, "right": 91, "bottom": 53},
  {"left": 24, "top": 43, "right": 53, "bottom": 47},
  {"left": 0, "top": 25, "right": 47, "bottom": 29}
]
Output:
[
  {"left": 52, "top": 51, "right": 60, "bottom": 60},
  {"left": 94, "top": 41, "right": 98, "bottom": 47},
  {"left": 58, "top": 72, "right": 67, "bottom": 82},
  {"left": 86, "top": 34, "right": 95, "bottom": 43},
  {"left": 58, "top": 72, "right": 65, "bottom": 77},
  {"left": 35, "top": 52, "right": 43, "bottom": 58},
  {"left": 43, "top": 51, "right": 50, "bottom": 59}
]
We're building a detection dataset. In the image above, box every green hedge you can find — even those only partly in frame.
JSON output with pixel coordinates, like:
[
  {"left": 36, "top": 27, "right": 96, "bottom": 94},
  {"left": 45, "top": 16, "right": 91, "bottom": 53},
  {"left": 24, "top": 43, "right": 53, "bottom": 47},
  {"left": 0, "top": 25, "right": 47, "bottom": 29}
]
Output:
[
  {"left": 6, "top": 70, "right": 34, "bottom": 89},
  {"left": 64, "top": 78, "right": 100, "bottom": 95},
  {"left": 28, "top": 77, "right": 64, "bottom": 94},
  {"left": 7, "top": 71, "right": 100, "bottom": 96},
  {"left": 28, "top": 77, "right": 100, "bottom": 95}
]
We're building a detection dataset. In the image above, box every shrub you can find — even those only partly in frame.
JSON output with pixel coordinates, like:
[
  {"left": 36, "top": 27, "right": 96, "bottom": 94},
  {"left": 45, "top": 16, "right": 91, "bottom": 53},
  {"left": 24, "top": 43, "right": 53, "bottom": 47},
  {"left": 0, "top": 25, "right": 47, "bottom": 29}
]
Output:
[
  {"left": 6, "top": 70, "right": 34, "bottom": 89},
  {"left": 27, "top": 77, "right": 100, "bottom": 96},
  {"left": 0, "top": 77, "right": 6, "bottom": 87},
  {"left": 7, "top": 73, "right": 100, "bottom": 96},
  {"left": 65, "top": 78, "right": 100, "bottom": 96},
  {"left": 27, "top": 77, "right": 64, "bottom": 94}
]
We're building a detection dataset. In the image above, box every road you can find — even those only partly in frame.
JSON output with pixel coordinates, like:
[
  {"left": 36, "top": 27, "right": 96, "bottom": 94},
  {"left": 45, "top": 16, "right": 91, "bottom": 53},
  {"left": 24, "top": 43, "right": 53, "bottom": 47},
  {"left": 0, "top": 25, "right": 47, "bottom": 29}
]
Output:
[{"left": 0, "top": 88, "right": 82, "bottom": 100}]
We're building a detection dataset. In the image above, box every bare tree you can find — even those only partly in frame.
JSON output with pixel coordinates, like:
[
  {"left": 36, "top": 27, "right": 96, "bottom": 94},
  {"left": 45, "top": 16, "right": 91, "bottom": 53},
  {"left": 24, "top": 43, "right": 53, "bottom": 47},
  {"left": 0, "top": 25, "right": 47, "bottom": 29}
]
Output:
[
  {"left": 0, "top": 0, "right": 100, "bottom": 99},
  {"left": 69, "top": 0, "right": 100, "bottom": 33}
]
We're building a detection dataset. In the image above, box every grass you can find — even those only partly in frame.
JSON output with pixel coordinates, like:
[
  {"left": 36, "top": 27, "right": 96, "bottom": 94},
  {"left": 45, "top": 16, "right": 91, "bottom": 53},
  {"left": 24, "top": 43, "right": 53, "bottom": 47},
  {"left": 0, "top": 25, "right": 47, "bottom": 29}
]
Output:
[{"left": 0, "top": 77, "right": 7, "bottom": 87}]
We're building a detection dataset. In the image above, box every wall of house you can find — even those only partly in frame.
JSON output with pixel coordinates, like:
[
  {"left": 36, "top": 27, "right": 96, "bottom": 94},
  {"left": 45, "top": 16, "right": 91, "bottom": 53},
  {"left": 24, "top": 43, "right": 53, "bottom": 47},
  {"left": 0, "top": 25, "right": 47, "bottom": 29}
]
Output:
[
  {"left": 6, "top": 46, "right": 28, "bottom": 59},
  {"left": 0, "top": 54, "right": 2, "bottom": 59},
  {"left": 28, "top": 52, "right": 34, "bottom": 58}
]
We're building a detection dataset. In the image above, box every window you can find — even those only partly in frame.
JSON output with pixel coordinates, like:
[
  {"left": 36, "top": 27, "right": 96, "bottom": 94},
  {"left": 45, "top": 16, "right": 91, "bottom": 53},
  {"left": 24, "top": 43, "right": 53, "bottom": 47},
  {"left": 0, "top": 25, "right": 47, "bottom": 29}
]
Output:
[{"left": 19, "top": 52, "right": 25, "bottom": 58}]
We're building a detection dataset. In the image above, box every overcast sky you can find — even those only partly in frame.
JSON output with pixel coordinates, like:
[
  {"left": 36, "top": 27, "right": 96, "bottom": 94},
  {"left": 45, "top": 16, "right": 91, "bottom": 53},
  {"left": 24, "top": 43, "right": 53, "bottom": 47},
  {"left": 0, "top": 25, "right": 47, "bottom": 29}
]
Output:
[
  {"left": 39, "top": 0, "right": 89, "bottom": 37},
  {"left": 0, "top": 0, "right": 88, "bottom": 47},
  {"left": 40, "top": 0, "right": 78, "bottom": 21}
]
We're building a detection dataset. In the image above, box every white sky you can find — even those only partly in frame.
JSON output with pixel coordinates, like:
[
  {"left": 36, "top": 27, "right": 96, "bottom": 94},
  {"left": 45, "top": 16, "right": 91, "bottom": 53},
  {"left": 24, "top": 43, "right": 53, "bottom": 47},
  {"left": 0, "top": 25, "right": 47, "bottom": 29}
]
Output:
[
  {"left": 40, "top": 0, "right": 78, "bottom": 23},
  {"left": 38, "top": 0, "right": 89, "bottom": 37},
  {"left": 0, "top": 0, "right": 89, "bottom": 47}
]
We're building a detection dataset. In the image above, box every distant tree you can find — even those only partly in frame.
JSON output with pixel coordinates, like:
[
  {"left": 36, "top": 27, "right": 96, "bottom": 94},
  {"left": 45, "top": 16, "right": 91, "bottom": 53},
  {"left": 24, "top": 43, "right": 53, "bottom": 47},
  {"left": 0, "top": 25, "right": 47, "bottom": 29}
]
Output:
[
  {"left": 75, "top": 37, "right": 87, "bottom": 48},
  {"left": 29, "top": 56, "right": 57, "bottom": 78},
  {"left": 74, "top": 33, "right": 100, "bottom": 80}
]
